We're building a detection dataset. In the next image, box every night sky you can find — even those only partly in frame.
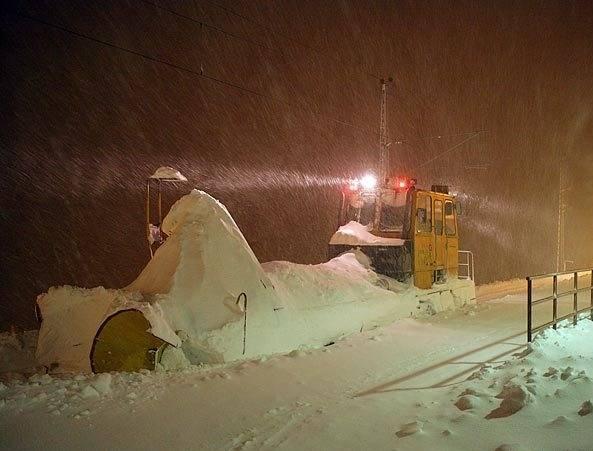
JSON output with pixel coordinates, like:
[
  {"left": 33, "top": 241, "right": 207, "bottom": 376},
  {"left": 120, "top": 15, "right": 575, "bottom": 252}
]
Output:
[{"left": 1, "top": 0, "right": 593, "bottom": 330}]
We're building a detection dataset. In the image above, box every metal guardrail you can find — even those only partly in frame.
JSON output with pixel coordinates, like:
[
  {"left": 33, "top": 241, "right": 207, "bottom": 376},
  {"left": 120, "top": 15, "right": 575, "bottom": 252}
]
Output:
[
  {"left": 527, "top": 269, "right": 593, "bottom": 342},
  {"left": 458, "top": 250, "right": 474, "bottom": 281}
]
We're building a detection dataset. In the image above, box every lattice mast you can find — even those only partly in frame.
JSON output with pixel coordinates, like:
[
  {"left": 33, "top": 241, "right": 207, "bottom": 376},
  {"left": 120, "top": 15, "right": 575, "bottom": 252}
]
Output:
[{"left": 379, "top": 77, "right": 393, "bottom": 184}]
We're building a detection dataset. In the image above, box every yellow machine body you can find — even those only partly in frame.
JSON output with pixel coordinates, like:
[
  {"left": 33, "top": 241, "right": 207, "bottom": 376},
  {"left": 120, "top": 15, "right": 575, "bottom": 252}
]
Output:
[
  {"left": 409, "top": 189, "right": 459, "bottom": 289},
  {"left": 331, "top": 180, "right": 461, "bottom": 290},
  {"left": 91, "top": 309, "right": 167, "bottom": 373}
]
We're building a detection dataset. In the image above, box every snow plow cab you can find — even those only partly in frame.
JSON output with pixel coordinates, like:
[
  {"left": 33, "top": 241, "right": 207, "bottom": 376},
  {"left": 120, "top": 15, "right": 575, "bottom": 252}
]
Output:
[{"left": 329, "top": 175, "right": 461, "bottom": 289}]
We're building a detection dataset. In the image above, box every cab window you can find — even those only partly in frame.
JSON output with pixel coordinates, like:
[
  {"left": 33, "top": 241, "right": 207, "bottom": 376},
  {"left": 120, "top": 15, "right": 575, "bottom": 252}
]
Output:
[
  {"left": 346, "top": 193, "right": 376, "bottom": 226},
  {"left": 434, "top": 200, "right": 443, "bottom": 235},
  {"left": 445, "top": 201, "right": 456, "bottom": 236},
  {"left": 416, "top": 194, "right": 432, "bottom": 233},
  {"left": 380, "top": 190, "right": 406, "bottom": 232}
]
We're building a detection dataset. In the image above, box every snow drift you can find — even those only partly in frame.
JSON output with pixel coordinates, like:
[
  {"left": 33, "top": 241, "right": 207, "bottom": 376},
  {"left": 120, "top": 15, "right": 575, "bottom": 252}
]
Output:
[{"left": 36, "top": 190, "right": 475, "bottom": 373}]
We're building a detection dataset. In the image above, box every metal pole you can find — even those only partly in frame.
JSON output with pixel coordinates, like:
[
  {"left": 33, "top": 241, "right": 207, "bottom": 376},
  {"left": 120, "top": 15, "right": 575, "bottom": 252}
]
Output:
[
  {"left": 339, "top": 191, "right": 345, "bottom": 226},
  {"left": 527, "top": 278, "right": 533, "bottom": 342},
  {"left": 591, "top": 269, "right": 593, "bottom": 321},
  {"left": 379, "top": 78, "right": 391, "bottom": 183},
  {"left": 236, "top": 293, "right": 247, "bottom": 355},
  {"left": 556, "top": 152, "right": 565, "bottom": 273},
  {"left": 553, "top": 274, "right": 558, "bottom": 330},
  {"left": 146, "top": 180, "right": 151, "bottom": 240},
  {"left": 157, "top": 179, "right": 163, "bottom": 225},
  {"left": 573, "top": 271, "right": 578, "bottom": 325}
]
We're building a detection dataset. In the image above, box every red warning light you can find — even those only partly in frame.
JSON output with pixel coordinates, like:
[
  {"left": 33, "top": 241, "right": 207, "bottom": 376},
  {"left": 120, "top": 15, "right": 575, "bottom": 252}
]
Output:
[{"left": 393, "top": 177, "right": 418, "bottom": 190}]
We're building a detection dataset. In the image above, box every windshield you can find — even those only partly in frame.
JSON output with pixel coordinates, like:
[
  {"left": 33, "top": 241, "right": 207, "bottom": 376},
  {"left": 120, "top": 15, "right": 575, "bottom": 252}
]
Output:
[
  {"left": 379, "top": 190, "right": 407, "bottom": 232},
  {"left": 344, "top": 193, "right": 376, "bottom": 226},
  {"left": 343, "top": 189, "right": 409, "bottom": 232}
]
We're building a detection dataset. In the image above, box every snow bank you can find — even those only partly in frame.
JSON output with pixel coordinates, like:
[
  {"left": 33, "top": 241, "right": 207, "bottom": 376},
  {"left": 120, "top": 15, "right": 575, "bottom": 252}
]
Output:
[
  {"left": 260, "top": 251, "right": 420, "bottom": 348},
  {"left": 329, "top": 221, "right": 405, "bottom": 246},
  {"left": 35, "top": 190, "right": 474, "bottom": 373}
]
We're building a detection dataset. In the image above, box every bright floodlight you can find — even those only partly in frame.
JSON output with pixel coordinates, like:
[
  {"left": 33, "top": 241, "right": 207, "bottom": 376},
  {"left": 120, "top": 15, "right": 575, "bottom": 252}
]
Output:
[{"left": 360, "top": 174, "right": 377, "bottom": 191}]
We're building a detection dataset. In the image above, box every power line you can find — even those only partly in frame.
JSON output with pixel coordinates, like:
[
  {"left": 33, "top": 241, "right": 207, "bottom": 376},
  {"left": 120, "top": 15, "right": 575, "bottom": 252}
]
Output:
[
  {"left": 202, "top": 0, "right": 382, "bottom": 81},
  {"left": 11, "top": 11, "right": 376, "bottom": 137},
  {"left": 137, "top": 2, "right": 485, "bottom": 149},
  {"left": 394, "top": 130, "right": 488, "bottom": 145},
  {"left": 399, "top": 130, "right": 488, "bottom": 143},
  {"left": 138, "top": 0, "right": 382, "bottom": 106},
  {"left": 139, "top": 0, "right": 277, "bottom": 52},
  {"left": 139, "top": 2, "right": 485, "bottom": 149},
  {"left": 11, "top": 9, "right": 487, "bottom": 166},
  {"left": 413, "top": 131, "right": 487, "bottom": 170}
]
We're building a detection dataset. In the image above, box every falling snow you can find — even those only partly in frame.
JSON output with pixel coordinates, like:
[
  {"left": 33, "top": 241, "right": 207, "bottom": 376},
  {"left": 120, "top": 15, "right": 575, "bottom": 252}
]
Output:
[{"left": 1, "top": 2, "right": 593, "bottom": 333}]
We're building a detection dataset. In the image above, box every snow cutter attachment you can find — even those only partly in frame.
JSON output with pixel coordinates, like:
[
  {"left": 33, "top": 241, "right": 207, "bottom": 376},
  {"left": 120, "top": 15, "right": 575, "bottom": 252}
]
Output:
[
  {"left": 90, "top": 309, "right": 168, "bottom": 373},
  {"left": 146, "top": 166, "right": 188, "bottom": 258}
]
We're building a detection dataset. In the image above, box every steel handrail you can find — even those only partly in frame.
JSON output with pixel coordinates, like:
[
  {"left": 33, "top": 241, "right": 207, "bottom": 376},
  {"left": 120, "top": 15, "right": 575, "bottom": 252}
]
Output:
[
  {"left": 527, "top": 268, "right": 593, "bottom": 281},
  {"left": 458, "top": 250, "right": 475, "bottom": 281},
  {"left": 527, "top": 268, "right": 593, "bottom": 342}
]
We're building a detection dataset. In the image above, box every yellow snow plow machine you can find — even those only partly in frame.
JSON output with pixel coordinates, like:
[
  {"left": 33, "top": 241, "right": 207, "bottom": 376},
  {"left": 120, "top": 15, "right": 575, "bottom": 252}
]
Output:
[{"left": 329, "top": 174, "right": 468, "bottom": 289}]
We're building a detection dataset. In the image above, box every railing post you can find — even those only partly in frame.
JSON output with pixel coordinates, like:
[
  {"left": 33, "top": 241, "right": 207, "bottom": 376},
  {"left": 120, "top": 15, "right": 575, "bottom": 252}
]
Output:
[
  {"left": 527, "top": 278, "right": 533, "bottom": 342},
  {"left": 573, "top": 271, "right": 578, "bottom": 325},
  {"left": 591, "top": 269, "right": 593, "bottom": 321},
  {"left": 553, "top": 274, "right": 558, "bottom": 330}
]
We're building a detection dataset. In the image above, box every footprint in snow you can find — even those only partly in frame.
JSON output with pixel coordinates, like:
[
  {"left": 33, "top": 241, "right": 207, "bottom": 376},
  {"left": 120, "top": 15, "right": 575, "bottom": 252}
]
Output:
[
  {"left": 560, "top": 367, "right": 573, "bottom": 381},
  {"left": 494, "top": 444, "right": 527, "bottom": 451},
  {"left": 396, "top": 421, "right": 423, "bottom": 438},
  {"left": 578, "top": 400, "right": 592, "bottom": 416},
  {"left": 485, "top": 385, "right": 530, "bottom": 420},
  {"left": 547, "top": 415, "right": 570, "bottom": 427},
  {"left": 455, "top": 395, "right": 480, "bottom": 411}
]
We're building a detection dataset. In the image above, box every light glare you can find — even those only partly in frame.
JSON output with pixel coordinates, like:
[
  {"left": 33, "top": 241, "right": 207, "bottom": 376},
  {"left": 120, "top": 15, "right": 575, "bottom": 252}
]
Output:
[{"left": 360, "top": 174, "right": 377, "bottom": 191}]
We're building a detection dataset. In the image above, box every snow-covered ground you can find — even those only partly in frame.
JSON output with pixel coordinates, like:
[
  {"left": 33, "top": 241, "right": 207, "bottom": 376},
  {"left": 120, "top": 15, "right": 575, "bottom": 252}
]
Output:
[{"left": 2, "top": 280, "right": 593, "bottom": 451}]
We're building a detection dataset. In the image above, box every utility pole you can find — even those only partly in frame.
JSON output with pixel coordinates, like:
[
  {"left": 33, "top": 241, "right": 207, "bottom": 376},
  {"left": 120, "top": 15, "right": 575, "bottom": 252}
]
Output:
[
  {"left": 556, "top": 152, "right": 567, "bottom": 273},
  {"left": 379, "top": 77, "right": 393, "bottom": 184},
  {"left": 373, "top": 77, "right": 392, "bottom": 232}
]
